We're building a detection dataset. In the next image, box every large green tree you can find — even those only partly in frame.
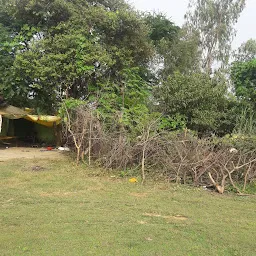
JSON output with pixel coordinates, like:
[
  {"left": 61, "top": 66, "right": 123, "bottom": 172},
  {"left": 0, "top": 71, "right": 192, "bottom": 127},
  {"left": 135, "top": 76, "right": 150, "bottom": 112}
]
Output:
[
  {"left": 155, "top": 72, "right": 230, "bottom": 133},
  {"left": 0, "top": 0, "right": 154, "bottom": 113}
]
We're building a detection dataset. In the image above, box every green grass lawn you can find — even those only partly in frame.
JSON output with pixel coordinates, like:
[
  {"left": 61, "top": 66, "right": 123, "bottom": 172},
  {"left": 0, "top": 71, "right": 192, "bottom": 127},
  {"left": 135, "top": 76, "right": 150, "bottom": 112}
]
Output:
[{"left": 0, "top": 158, "right": 256, "bottom": 256}]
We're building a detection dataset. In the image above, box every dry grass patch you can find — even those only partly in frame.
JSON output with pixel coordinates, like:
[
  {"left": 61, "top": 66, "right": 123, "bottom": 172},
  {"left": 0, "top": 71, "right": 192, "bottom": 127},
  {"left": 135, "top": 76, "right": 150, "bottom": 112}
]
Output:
[
  {"left": 39, "top": 191, "right": 79, "bottom": 197},
  {"left": 143, "top": 213, "right": 188, "bottom": 221}
]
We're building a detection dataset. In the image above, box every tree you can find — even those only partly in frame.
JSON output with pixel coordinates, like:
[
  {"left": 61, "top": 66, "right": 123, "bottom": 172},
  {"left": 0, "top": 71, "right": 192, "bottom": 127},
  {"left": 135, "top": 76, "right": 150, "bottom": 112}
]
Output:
[
  {"left": 86, "top": 0, "right": 129, "bottom": 10},
  {"left": 155, "top": 72, "right": 228, "bottom": 133},
  {"left": 5, "top": 0, "right": 72, "bottom": 28},
  {"left": 0, "top": 0, "right": 154, "bottom": 113},
  {"left": 144, "top": 13, "right": 200, "bottom": 79},
  {"left": 185, "top": 0, "right": 246, "bottom": 72},
  {"left": 234, "top": 39, "right": 256, "bottom": 62},
  {"left": 231, "top": 59, "right": 256, "bottom": 109},
  {"left": 160, "top": 27, "right": 200, "bottom": 77},
  {"left": 144, "top": 13, "right": 180, "bottom": 47},
  {"left": 0, "top": 24, "right": 14, "bottom": 88}
]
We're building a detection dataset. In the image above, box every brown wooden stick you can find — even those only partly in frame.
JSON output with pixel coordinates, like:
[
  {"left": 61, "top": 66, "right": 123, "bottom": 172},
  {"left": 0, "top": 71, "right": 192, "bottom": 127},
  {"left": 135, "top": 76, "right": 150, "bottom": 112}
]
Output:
[{"left": 208, "top": 172, "right": 225, "bottom": 194}]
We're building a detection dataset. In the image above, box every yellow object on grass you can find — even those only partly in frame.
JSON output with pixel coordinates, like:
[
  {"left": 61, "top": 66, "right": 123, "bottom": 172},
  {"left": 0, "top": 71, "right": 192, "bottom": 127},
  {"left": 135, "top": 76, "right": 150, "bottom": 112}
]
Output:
[{"left": 129, "top": 177, "right": 138, "bottom": 183}]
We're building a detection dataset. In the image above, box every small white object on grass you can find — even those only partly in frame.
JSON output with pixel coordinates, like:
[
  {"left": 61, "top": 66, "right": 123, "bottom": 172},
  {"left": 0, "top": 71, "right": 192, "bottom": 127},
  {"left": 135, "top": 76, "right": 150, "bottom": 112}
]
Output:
[
  {"left": 230, "top": 148, "right": 238, "bottom": 153},
  {"left": 58, "top": 147, "right": 70, "bottom": 152}
]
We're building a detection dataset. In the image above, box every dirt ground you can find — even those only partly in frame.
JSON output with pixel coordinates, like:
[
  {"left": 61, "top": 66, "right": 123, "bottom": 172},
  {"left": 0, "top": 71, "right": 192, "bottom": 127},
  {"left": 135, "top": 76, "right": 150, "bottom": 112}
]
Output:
[{"left": 0, "top": 147, "right": 66, "bottom": 162}]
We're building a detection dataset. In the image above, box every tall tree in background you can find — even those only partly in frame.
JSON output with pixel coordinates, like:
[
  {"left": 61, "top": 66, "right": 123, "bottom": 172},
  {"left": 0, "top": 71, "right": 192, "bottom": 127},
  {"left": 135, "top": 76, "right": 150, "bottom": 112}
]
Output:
[
  {"left": 185, "top": 0, "right": 246, "bottom": 72},
  {"left": 233, "top": 39, "right": 256, "bottom": 62},
  {"left": 160, "top": 27, "right": 200, "bottom": 77},
  {"left": 145, "top": 13, "right": 200, "bottom": 78}
]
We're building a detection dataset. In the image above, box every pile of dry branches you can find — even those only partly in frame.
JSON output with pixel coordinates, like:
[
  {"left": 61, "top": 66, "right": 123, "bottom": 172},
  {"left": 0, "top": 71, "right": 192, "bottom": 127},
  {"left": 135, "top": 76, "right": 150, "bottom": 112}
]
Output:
[{"left": 63, "top": 107, "right": 256, "bottom": 193}]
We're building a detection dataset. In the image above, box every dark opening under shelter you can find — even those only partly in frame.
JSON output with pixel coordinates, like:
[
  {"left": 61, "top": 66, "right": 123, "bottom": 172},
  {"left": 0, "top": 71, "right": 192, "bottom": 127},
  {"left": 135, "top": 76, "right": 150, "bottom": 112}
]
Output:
[{"left": 0, "top": 105, "right": 61, "bottom": 145}]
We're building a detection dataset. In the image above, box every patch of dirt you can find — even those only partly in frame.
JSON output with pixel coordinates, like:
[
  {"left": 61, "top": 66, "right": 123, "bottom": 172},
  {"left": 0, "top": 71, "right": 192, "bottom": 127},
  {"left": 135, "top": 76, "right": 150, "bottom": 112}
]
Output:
[
  {"left": 137, "top": 220, "right": 147, "bottom": 225},
  {"left": 130, "top": 192, "right": 148, "bottom": 198},
  {"left": 31, "top": 166, "right": 46, "bottom": 172},
  {"left": 143, "top": 213, "right": 188, "bottom": 221},
  {"left": 0, "top": 147, "right": 65, "bottom": 162},
  {"left": 40, "top": 191, "right": 78, "bottom": 197}
]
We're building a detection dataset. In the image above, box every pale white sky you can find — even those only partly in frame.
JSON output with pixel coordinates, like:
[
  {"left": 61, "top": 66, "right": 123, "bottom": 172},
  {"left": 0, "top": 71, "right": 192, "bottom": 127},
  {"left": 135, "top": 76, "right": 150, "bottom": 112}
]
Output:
[{"left": 131, "top": 0, "right": 256, "bottom": 49}]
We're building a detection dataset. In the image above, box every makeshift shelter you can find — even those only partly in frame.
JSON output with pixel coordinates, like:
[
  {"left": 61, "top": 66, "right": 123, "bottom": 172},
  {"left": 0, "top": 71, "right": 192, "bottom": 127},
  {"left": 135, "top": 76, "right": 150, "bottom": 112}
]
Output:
[{"left": 0, "top": 105, "right": 61, "bottom": 145}]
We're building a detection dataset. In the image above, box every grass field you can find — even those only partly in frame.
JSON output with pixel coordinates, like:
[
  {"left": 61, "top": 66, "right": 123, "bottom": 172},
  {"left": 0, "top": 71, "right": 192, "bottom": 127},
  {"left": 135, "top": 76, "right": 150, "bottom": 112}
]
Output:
[{"left": 0, "top": 158, "right": 256, "bottom": 256}]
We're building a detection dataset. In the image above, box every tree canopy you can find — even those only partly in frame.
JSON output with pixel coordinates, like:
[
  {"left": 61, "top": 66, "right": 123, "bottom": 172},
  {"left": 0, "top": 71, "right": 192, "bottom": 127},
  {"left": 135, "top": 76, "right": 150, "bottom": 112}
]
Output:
[
  {"left": 231, "top": 59, "right": 256, "bottom": 109},
  {"left": 234, "top": 39, "right": 256, "bottom": 62},
  {"left": 185, "top": 0, "right": 246, "bottom": 72},
  {"left": 0, "top": 0, "right": 253, "bottom": 137},
  {"left": 0, "top": 0, "right": 153, "bottom": 113}
]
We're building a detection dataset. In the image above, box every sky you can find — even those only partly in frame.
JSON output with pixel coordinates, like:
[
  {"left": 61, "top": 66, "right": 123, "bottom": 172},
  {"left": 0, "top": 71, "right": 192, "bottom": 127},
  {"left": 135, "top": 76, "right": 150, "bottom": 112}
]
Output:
[{"left": 131, "top": 0, "right": 256, "bottom": 49}]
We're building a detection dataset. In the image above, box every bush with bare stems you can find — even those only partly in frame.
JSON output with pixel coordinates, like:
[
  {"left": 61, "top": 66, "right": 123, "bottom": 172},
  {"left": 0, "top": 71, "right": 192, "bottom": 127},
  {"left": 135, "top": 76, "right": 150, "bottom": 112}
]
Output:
[{"left": 63, "top": 105, "right": 103, "bottom": 165}]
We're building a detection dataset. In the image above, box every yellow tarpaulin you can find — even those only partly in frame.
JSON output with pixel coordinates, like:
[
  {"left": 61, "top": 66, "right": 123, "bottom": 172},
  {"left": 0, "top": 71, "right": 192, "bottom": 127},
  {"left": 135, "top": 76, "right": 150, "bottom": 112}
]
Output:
[
  {"left": 0, "top": 105, "right": 61, "bottom": 127},
  {"left": 24, "top": 115, "right": 61, "bottom": 127}
]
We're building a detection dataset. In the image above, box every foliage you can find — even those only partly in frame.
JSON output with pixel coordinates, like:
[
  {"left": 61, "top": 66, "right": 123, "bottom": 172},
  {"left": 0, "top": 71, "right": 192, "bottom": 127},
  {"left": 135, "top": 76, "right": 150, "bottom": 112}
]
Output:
[
  {"left": 160, "top": 27, "right": 201, "bottom": 77},
  {"left": 220, "top": 133, "right": 256, "bottom": 152},
  {"left": 63, "top": 103, "right": 256, "bottom": 194},
  {"left": 145, "top": 13, "right": 200, "bottom": 78},
  {"left": 58, "top": 98, "right": 86, "bottom": 118},
  {"left": 0, "top": 0, "right": 153, "bottom": 113},
  {"left": 0, "top": 24, "right": 14, "bottom": 95},
  {"left": 1, "top": 0, "right": 255, "bottom": 152},
  {"left": 233, "top": 38, "right": 256, "bottom": 62},
  {"left": 185, "top": 0, "right": 246, "bottom": 71},
  {"left": 5, "top": 0, "right": 72, "bottom": 28},
  {"left": 154, "top": 72, "right": 228, "bottom": 133},
  {"left": 231, "top": 58, "right": 256, "bottom": 109},
  {"left": 144, "top": 12, "right": 180, "bottom": 47},
  {"left": 234, "top": 107, "right": 256, "bottom": 135}
]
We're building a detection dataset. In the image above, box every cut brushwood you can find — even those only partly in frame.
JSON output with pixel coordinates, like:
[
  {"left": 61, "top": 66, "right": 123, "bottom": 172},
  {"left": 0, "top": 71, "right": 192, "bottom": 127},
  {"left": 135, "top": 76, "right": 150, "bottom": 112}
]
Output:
[{"left": 208, "top": 172, "right": 227, "bottom": 194}]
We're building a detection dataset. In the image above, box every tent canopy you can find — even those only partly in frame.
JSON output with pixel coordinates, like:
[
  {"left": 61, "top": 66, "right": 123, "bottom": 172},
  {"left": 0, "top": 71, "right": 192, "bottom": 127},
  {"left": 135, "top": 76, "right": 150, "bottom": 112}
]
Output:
[
  {"left": 0, "top": 105, "right": 28, "bottom": 119},
  {"left": 0, "top": 105, "right": 61, "bottom": 127}
]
